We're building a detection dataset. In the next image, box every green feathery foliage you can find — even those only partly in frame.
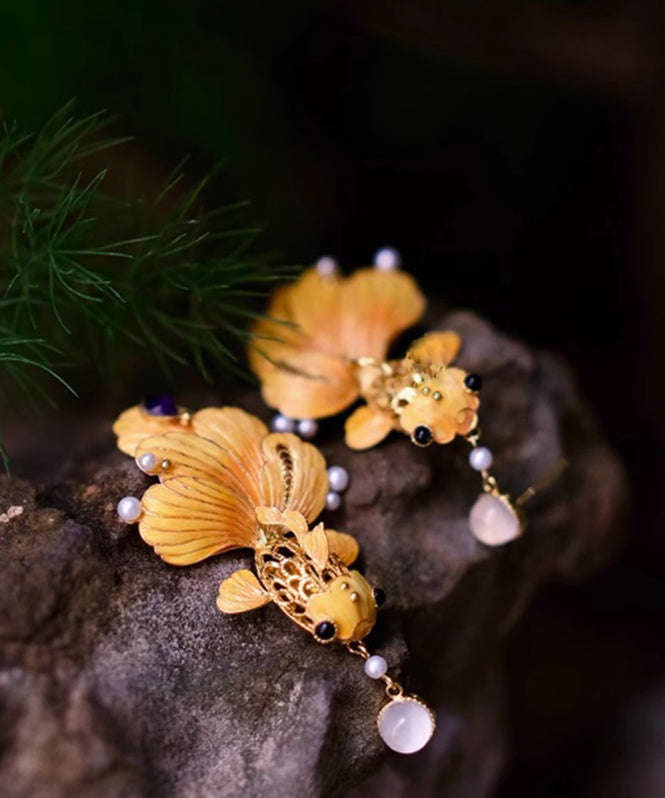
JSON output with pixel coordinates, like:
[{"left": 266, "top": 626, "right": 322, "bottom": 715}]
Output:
[{"left": 0, "top": 102, "right": 292, "bottom": 464}]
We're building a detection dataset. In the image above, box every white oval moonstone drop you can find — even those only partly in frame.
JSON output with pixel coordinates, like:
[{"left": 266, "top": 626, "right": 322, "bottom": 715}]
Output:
[
  {"left": 469, "top": 446, "right": 493, "bottom": 472},
  {"left": 364, "top": 655, "right": 387, "bottom": 679},
  {"left": 373, "top": 247, "right": 401, "bottom": 271},
  {"left": 270, "top": 414, "right": 295, "bottom": 433},
  {"left": 325, "top": 491, "right": 341, "bottom": 512},
  {"left": 327, "top": 465, "right": 349, "bottom": 493},
  {"left": 297, "top": 418, "right": 318, "bottom": 438},
  {"left": 137, "top": 451, "right": 158, "bottom": 473},
  {"left": 117, "top": 496, "right": 142, "bottom": 523},
  {"left": 469, "top": 493, "right": 522, "bottom": 546},
  {"left": 378, "top": 698, "right": 435, "bottom": 754},
  {"left": 315, "top": 255, "right": 338, "bottom": 276}
]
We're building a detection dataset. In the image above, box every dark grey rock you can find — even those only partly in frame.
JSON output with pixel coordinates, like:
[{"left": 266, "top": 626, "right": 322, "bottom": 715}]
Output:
[{"left": 0, "top": 311, "right": 627, "bottom": 797}]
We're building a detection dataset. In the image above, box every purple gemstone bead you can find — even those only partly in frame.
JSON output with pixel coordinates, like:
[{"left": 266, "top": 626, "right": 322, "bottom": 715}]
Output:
[{"left": 142, "top": 394, "right": 178, "bottom": 417}]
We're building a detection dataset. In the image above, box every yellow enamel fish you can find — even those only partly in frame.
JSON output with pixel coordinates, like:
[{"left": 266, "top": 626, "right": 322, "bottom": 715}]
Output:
[
  {"left": 248, "top": 266, "right": 481, "bottom": 449},
  {"left": 114, "top": 404, "right": 382, "bottom": 644}
]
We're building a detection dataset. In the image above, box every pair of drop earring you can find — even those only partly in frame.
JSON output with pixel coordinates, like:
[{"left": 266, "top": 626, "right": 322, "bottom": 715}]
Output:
[{"left": 113, "top": 249, "right": 564, "bottom": 755}]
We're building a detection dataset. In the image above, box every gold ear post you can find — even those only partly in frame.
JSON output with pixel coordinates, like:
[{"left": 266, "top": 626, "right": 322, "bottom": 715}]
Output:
[{"left": 514, "top": 457, "right": 570, "bottom": 508}]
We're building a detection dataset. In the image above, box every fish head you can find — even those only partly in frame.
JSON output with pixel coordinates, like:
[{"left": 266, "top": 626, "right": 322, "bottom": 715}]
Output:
[
  {"left": 398, "top": 367, "right": 480, "bottom": 447},
  {"left": 306, "top": 570, "right": 378, "bottom": 643}
]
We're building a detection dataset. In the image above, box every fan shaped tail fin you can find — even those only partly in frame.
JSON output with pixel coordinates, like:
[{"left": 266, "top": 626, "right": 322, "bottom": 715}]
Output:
[
  {"left": 139, "top": 476, "right": 258, "bottom": 565},
  {"left": 249, "top": 267, "right": 425, "bottom": 419},
  {"left": 259, "top": 433, "right": 328, "bottom": 523}
]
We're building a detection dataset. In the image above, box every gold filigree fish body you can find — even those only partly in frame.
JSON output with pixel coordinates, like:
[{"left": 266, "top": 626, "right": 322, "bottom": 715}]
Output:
[
  {"left": 249, "top": 266, "right": 481, "bottom": 450},
  {"left": 249, "top": 512, "right": 376, "bottom": 643},
  {"left": 115, "top": 405, "right": 378, "bottom": 645}
]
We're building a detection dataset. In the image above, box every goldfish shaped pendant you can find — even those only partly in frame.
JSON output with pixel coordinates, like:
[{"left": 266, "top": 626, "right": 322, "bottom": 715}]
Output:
[
  {"left": 249, "top": 255, "right": 565, "bottom": 548},
  {"left": 248, "top": 263, "right": 481, "bottom": 451},
  {"left": 113, "top": 401, "right": 436, "bottom": 754}
]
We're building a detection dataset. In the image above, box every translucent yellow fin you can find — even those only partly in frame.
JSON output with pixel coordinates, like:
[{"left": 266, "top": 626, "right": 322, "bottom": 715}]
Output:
[
  {"left": 139, "top": 476, "right": 257, "bottom": 565},
  {"left": 255, "top": 507, "right": 309, "bottom": 540},
  {"left": 216, "top": 569, "right": 272, "bottom": 614},
  {"left": 339, "top": 268, "right": 426, "bottom": 360},
  {"left": 113, "top": 405, "right": 188, "bottom": 457},
  {"left": 255, "top": 350, "right": 359, "bottom": 420},
  {"left": 325, "top": 529, "right": 359, "bottom": 566},
  {"left": 345, "top": 405, "right": 394, "bottom": 450},
  {"left": 407, "top": 330, "right": 461, "bottom": 368},
  {"left": 302, "top": 522, "right": 330, "bottom": 570},
  {"left": 134, "top": 431, "right": 253, "bottom": 500},
  {"left": 248, "top": 267, "right": 425, "bottom": 419},
  {"left": 134, "top": 408, "right": 270, "bottom": 507},
  {"left": 260, "top": 433, "right": 328, "bottom": 522},
  {"left": 192, "top": 408, "right": 268, "bottom": 499}
]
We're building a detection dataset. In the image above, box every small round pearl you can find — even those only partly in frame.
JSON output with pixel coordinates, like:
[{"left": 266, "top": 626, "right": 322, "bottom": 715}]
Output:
[
  {"left": 373, "top": 247, "right": 401, "bottom": 271},
  {"left": 469, "top": 446, "right": 493, "bottom": 472},
  {"left": 297, "top": 418, "right": 318, "bottom": 439},
  {"left": 270, "top": 414, "right": 295, "bottom": 433},
  {"left": 315, "top": 256, "right": 338, "bottom": 276},
  {"left": 378, "top": 698, "right": 435, "bottom": 754},
  {"left": 137, "top": 451, "right": 158, "bottom": 473},
  {"left": 327, "top": 465, "right": 349, "bottom": 493},
  {"left": 325, "top": 491, "right": 341, "bottom": 512},
  {"left": 364, "top": 655, "right": 388, "bottom": 679},
  {"left": 117, "top": 496, "right": 142, "bottom": 523}
]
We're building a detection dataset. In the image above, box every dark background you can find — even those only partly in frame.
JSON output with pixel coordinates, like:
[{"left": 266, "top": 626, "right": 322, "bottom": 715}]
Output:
[{"left": 1, "top": 1, "right": 663, "bottom": 795}]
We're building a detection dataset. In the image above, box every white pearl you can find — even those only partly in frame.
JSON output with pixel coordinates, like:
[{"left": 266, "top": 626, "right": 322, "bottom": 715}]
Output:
[
  {"left": 364, "top": 655, "right": 388, "bottom": 679},
  {"left": 137, "top": 451, "right": 158, "bottom": 473},
  {"left": 270, "top": 414, "right": 295, "bottom": 433},
  {"left": 327, "top": 465, "right": 349, "bottom": 493},
  {"left": 297, "top": 418, "right": 318, "bottom": 438},
  {"left": 469, "top": 446, "right": 493, "bottom": 472},
  {"left": 117, "top": 496, "right": 142, "bottom": 523},
  {"left": 469, "top": 493, "right": 522, "bottom": 546},
  {"left": 325, "top": 491, "right": 341, "bottom": 512},
  {"left": 315, "top": 256, "right": 338, "bottom": 276},
  {"left": 373, "top": 247, "right": 401, "bottom": 271},
  {"left": 378, "top": 698, "right": 435, "bottom": 754}
]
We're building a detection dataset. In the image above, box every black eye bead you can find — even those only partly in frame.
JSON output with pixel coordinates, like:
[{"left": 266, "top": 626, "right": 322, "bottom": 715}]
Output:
[
  {"left": 412, "top": 425, "right": 433, "bottom": 447},
  {"left": 464, "top": 373, "right": 483, "bottom": 392},
  {"left": 314, "top": 621, "right": 336, "bottom": 641},
  {"left": 373, "top": 587, "right": 386, "bottom": 608}
]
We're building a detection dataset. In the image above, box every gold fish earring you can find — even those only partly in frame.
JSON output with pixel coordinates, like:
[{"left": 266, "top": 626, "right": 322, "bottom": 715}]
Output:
[
  {"left": 249, "top": 250, "right": 566, "bottom": 546},
  {"left": 248, "top": 251, "right": 479, "bottom": 451},
  {"left": 113, "top": 400, "right": 436, "bottom": 754}
]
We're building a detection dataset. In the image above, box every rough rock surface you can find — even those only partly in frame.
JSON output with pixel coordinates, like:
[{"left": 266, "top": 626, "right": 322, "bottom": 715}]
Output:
[{"left": 0, "top": 311, "right": 627, "bottom": 797}]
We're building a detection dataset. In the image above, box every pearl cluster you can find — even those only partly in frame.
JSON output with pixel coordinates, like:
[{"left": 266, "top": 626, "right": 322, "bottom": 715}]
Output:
[
  {"left": 326, "top": 464, "right": 349, "bottom": 512},
  {"left": 118, "top": 446, "right": 168, "bottom": 524},
  {"left": 270, "top": 414, "right": 318, "bottom": 439},
  {"left": 314, "top": 247, "right": 402, "bottom": 277}
]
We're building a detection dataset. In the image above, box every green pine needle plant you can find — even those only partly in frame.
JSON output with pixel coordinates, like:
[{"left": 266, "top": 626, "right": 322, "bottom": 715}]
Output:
[{"left": 0, "top": 102, "right": 293, "bottom": 466}]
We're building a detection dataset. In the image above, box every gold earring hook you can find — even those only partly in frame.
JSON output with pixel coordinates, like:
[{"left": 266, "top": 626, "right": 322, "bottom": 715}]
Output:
[{"left": 514, "top": 458, "right": 569, "bottom": 508}]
